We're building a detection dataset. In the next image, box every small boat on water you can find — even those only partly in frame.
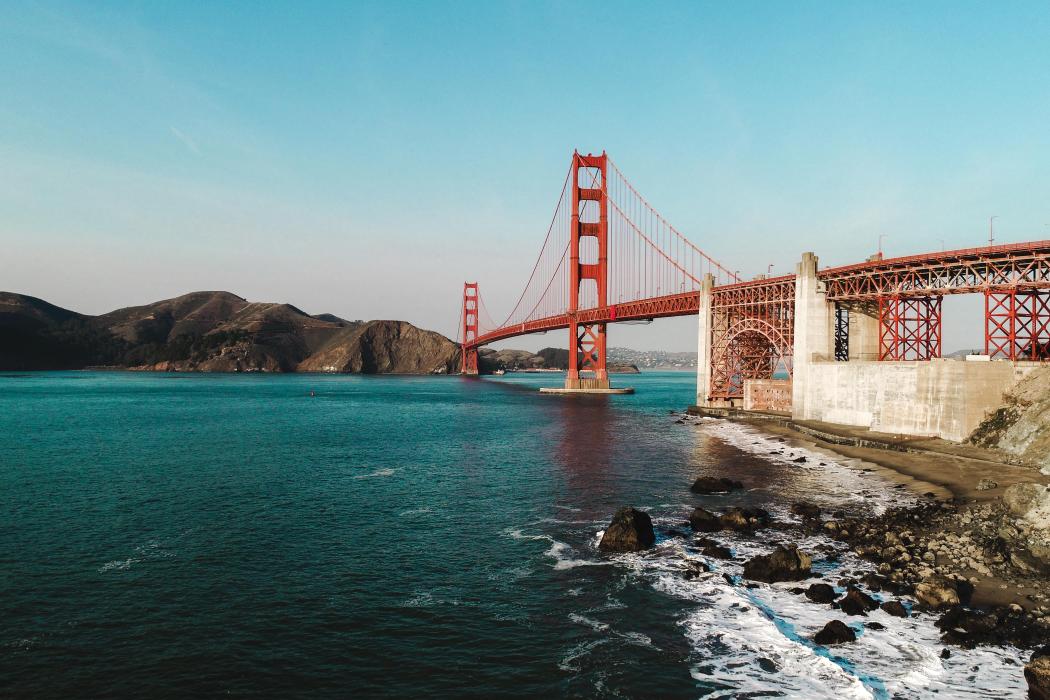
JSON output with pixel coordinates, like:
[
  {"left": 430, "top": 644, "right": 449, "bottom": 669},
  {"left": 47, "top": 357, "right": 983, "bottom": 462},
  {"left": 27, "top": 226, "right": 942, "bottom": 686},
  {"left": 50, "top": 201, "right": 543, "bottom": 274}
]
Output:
[{"left": 493, "top": 369, "right": 506, "bottom": 375}]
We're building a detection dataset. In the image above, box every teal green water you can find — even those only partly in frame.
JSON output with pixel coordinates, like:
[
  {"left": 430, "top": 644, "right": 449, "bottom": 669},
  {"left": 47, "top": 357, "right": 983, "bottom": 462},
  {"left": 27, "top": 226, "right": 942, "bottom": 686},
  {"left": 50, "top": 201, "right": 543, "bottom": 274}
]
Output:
[{"left": 0, "top": 372, "right": 1030, "bottom": 698}]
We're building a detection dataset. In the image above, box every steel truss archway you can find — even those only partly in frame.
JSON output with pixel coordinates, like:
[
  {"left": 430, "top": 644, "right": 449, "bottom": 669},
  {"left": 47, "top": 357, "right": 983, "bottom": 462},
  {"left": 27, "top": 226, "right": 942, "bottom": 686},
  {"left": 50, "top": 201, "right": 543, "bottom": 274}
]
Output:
[{"left": 709, "top": 277, "right": 795, "bottom": 400}]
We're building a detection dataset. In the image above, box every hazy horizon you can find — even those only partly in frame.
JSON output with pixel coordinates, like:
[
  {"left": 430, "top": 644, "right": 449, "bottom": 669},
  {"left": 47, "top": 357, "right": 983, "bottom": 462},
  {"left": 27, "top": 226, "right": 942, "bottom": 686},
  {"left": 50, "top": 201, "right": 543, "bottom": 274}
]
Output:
[{"left": 3, "top": 2, "right": 1048, "bottom": 353}]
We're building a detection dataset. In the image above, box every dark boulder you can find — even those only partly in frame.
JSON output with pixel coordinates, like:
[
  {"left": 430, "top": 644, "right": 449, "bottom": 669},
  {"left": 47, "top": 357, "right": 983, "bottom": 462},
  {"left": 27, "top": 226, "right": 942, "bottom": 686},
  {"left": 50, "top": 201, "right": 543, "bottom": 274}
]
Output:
[
  {"left": 720, "top": 506, "right": 771, "bottom": 531},
  {"left": 880, "top": 600, "right": 908, "bottom": 618},
  {"left": 743, "top": 546, "right": 813, "bottom": 583},
  {"left": 935, "top": 607, "right": 999, "bottom": 646},
  {"left": 790, "top": 502, "right": 822, "bottom": 520},
  {"left": 837, "top": 587, "right": 879, "bottom": 616},
  {"left": 598, "top": 507, "right": 655, "bottom": 553},
  {"left": 702, "top": 543, "right": 734, "bottom": 560},
  {"left": 689, "top": 507, "right": 722, "bottom": 533},
  {"left": 682, "top": 560, "right": 710, "bottom": 579},
  {"left": 805, "top": 583, "right": 836, "bottom": 604},
  {"left": 814, "top": 619, "right": 856, "bottom": 645},
  {"left": 690, "top": 477, "right": 744, "bottom": 494}
]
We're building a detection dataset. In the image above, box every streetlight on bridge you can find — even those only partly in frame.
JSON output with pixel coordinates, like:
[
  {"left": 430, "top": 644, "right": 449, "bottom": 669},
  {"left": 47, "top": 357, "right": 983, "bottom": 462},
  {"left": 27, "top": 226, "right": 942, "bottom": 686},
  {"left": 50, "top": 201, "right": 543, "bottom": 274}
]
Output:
[{"left": 989, "top": 216, "right": 998, "bottom": 246}]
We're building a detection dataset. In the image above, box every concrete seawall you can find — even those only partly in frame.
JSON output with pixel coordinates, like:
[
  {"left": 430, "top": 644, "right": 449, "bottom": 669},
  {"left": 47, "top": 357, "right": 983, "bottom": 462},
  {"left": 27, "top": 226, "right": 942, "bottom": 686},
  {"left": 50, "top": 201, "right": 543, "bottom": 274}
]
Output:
[{"left": 795, "top": 359, "right": 1043, "bottom": 442}]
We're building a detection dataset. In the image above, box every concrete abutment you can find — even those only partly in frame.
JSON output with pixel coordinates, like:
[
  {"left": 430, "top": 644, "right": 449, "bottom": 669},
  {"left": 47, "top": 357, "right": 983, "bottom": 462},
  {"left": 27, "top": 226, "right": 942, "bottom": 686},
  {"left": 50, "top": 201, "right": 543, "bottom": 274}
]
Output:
[{"left": 696, "top": 251, "right": 1044, "bottom": 442}]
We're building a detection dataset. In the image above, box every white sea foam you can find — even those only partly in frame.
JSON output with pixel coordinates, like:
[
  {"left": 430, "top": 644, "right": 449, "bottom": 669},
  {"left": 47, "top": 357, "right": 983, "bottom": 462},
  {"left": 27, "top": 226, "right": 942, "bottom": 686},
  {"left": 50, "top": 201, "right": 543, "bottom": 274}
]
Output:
[
  {"left": 558, "top": 638, "right": 610, "bottom": 672},
  {"left": 353, "top": 467, "right": 396, "bottom": 480},
  {"left": 401, "top": 592, "right": 434, "bottom": 608},
  {"left": 603, "top": 523, "right": 1030, "bottom": 698},
  {"left": 503, "top": 527, "right": 607, "bottom": 570},
  {"left": 398, "top": 507, "right": 432, "bottom": 516},
  {"left": 569, "top": 613, "right": 610, "bottom": 632},
  {"left": 546, "top": 540, "right": 604, "bottom": 570},
  {"left": 98, "top": 558, "right": 139, "bottom": 573}
]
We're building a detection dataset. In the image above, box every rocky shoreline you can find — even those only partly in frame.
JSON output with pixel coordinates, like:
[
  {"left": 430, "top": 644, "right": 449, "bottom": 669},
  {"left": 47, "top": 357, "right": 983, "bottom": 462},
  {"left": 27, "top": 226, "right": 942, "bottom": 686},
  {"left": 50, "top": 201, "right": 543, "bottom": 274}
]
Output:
[{"left": 598, "top": 444, "right": 1050, "bottom": 696}]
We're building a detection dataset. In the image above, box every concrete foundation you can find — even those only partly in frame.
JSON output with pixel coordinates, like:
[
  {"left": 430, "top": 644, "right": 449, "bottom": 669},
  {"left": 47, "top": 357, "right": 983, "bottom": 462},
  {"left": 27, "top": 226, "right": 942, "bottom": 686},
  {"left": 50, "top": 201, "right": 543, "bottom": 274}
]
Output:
[
  {"left": 743, "top": 379, "right": 792, "bottom": 412},
  {"left": 793, "top": 358, "right": 1040, "bottom": 442}
]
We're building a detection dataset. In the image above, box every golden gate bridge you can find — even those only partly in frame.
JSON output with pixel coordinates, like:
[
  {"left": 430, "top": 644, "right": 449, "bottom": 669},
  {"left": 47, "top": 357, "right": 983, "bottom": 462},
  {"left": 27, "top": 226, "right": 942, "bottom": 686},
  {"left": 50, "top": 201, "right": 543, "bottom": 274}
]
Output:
[{"left": 459, "top": 150, "right": 1050, "bottom": 398}]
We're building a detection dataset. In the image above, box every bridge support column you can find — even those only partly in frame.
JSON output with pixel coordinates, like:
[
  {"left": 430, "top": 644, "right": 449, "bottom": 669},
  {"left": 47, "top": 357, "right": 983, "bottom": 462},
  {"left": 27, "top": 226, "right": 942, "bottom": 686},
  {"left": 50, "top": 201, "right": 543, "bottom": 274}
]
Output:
[
  {"left": 565, "top": 151, "right": 610, "bottom": 390},
  {"left": 791, "top": 252, "right": 835, "bottom": 420},
  {"left": 848, "top": 305, "right": 880, "bottom": 360},
  {"left": 696, "top": 273, "right": 714, "bottom": 406},
  {"left": 461, "top": 282, "right": 479, "bottom": 375},
  {"left": 878, "top": 296, "right": 942, "bottom": 361},
  {"left": 986, "top": 289, "right": 1050, "bottom": 360}
]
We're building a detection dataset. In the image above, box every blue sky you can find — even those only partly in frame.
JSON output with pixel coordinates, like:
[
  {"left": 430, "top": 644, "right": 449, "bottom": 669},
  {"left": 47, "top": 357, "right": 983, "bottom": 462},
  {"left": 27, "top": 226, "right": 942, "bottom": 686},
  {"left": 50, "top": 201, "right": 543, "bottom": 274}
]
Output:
[{"left": 2, "top": 1, "right": 1048, "bottom": 351}]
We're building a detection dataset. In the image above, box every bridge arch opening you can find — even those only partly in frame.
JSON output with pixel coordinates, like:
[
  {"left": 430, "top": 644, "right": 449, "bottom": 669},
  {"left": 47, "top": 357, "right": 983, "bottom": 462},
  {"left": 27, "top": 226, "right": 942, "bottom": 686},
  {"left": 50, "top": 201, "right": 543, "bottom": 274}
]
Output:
[{"left": 719, "top": 321, "right": 791, "bottom": 397}]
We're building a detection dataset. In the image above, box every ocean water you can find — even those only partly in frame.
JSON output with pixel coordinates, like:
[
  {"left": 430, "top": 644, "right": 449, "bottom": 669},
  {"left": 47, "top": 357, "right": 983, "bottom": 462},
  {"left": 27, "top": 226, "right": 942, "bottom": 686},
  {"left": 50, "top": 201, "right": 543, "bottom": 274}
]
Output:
[{"left": 0, "top": 371, "right": 1031, "bottom": 698}]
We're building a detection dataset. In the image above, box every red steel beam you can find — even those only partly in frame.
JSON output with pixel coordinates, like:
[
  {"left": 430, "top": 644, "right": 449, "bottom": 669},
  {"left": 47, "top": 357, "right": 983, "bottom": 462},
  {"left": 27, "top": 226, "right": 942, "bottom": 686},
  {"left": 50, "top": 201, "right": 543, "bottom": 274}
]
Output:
[
  {"left": 466, "top": 290, "right": 702, "bottom": 349},
  {"left": 465, "top": 242, "right": 1050, "bottom": 353}
]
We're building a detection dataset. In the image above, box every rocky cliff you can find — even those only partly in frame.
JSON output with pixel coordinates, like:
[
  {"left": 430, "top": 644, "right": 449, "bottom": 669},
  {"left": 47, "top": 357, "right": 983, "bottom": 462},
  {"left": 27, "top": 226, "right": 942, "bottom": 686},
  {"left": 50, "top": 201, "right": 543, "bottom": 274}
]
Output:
[
  {"left": 0, "top": 291, "right": 457, "bottom": 374},
  {"left": 298, "top": 320, "right": 458, "bottom": 374},
  {"left": 968, "top": 366, "right": 1050, "bottom": 473}
]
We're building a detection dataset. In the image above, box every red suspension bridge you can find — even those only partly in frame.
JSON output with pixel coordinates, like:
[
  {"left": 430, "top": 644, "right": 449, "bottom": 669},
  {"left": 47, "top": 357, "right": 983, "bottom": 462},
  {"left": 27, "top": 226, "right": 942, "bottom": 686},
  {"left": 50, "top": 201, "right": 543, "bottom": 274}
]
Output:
[{"left": 459, "top": 150, "right": 1050, "bottom": 396}]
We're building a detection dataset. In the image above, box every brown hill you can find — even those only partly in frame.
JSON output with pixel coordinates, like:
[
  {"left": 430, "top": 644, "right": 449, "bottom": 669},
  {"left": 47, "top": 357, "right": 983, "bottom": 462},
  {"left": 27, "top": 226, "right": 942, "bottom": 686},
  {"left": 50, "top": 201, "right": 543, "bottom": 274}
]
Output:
[
  {"left": 299, "top": 320, "right": 458, "bottom": 374},
  {"left": 0, "top": 290, "right": 457, "bottom": 374}
]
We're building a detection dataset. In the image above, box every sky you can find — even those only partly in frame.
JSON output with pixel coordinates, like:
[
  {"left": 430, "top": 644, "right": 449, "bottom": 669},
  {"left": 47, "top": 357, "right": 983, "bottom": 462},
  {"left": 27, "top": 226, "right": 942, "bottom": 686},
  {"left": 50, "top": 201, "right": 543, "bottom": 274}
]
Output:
[{"left": 2, "top": 1, "right": 1048, "bottom": 352}]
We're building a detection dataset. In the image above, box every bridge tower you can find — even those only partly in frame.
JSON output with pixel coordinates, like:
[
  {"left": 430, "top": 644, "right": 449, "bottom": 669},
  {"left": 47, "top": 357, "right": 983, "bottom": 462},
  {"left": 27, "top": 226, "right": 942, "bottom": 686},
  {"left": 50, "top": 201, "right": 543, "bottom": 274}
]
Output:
[
  {"left": 566, "top": 151, "right": 609, "bottom": 390},
  {"left": 461, "top": 282, "right": 479, "bottom": 375}
]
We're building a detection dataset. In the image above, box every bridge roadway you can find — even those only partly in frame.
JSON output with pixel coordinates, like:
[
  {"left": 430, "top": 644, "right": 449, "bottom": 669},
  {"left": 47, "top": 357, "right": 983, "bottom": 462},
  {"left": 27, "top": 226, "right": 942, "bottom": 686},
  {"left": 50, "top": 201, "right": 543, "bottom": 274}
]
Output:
[{"left": 466, "top": 239, "right": 1050, "bottom": 351}]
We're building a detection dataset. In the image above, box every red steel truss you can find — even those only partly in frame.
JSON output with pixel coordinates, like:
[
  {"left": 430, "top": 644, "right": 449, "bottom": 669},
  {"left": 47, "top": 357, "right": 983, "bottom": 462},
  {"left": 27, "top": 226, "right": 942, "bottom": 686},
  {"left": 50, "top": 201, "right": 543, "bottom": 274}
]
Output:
[
  {"left": 820, "top": 241, "right": 1050, "bottom": 301},
  {"left": 709, "top": 276, "right": 795, "bottom": 400},
  {"left": 469, "top": 291, "right": 703, "bottom": 348},
  {"left": 985, "top": 290, "right": 1050, "bottom": 360},
  {"left": 878, "top": 296, "right": 942, "bottom": 361}
]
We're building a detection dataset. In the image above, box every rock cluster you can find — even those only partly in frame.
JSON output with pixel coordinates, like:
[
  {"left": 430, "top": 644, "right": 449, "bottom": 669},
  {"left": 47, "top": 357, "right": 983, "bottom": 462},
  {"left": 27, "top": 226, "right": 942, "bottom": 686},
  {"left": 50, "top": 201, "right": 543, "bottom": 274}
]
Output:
[
  {"left": 787, "top": 495, "right": 1050, "bottom": 650},
  {"left": 689, "top": 506, "right": 770, "bottom": 533}
]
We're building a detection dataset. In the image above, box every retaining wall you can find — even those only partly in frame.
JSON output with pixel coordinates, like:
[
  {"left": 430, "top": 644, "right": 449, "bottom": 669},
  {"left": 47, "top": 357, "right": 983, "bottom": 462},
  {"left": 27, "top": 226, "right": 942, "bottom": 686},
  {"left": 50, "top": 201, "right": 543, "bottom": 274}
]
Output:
[{"left": 797, "top": 359, "right": 1043, "bottom": 442}]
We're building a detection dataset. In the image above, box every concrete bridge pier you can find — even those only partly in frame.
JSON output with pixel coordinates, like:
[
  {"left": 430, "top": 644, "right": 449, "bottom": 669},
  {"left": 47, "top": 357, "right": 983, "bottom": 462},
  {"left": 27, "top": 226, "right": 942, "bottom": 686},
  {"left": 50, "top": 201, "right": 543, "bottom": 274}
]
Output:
[
  {"left": 792, "top": 252, "right": 834, "bottom": 420},
  {"left": 695, "top": 273, "right": 715, "bottom": 406},
  {"left": 846, "top": 306, "right": 880, "bottom": 360}
]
